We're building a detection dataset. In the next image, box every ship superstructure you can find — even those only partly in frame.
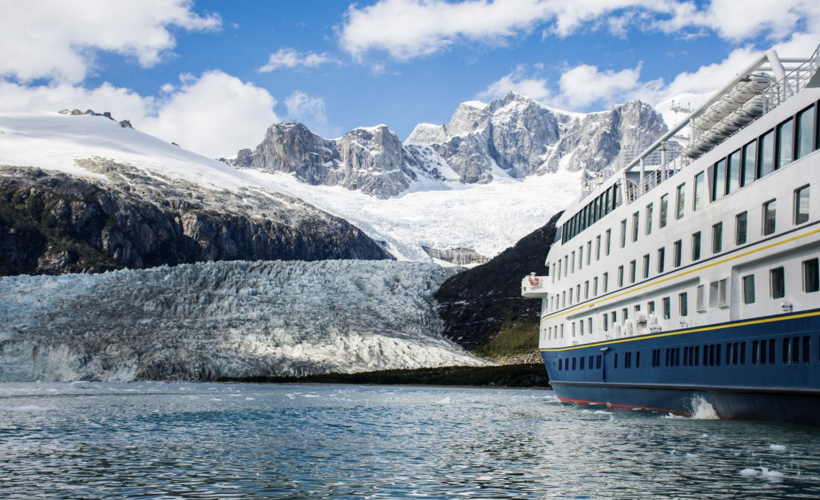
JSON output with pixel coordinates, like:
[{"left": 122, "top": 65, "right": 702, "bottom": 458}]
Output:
[{"left": 522, "top": 45, "right": 820, "bottom": 424}]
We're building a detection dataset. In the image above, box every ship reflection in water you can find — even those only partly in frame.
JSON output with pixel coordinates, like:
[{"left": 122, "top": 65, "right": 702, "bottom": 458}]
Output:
[{"left": 2, "top": 383, "right": 820, "bottom": 499}]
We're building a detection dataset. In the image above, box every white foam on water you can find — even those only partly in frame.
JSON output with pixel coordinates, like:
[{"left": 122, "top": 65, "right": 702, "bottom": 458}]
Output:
[
  {"left": 302, "top": 394, "right": 321, "bottom": 399},
  {"left": 581, "top": 434, "right": 602, "bottom": 442},
  {"left": 689, "top": 395, "right": 719, "bottom": 420},
  {"left": 245, "top": 398, "right": 255, "bottom": 401},
  {"left": 1, "top": 405, "right": 54, "bottom": 412},
  {"left": 770, "top": 444, "right": 787, "bottom": 452},
  {"left": 685, "top": 453, "right": 699, "bottom": 461}
]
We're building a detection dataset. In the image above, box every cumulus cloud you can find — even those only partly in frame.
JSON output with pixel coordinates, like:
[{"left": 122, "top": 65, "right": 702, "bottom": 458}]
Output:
[
  {"left": 0, "top": 72, "right": 279, "bottom": 158},
  {"left": 0, "top": 0, "right": 220, "bottom": 83},
  {"left": 476, "top": 65, "right": 551, "bottom": 102},
  {"left": 338, "top": 0, "right": 819, "bottom": 62},
  {"left": 283, "top": 91, "right": 343, "bottom": 138},
  {"left": 257, "top": 48, "right": 341, "bottom": 72}
]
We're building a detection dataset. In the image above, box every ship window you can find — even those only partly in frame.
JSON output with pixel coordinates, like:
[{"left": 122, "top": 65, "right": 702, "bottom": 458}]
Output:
[
  {"left": 632, "top": 212, "right": 640, "bottom": 242},
  {"left": 580, "top": 320, "right": 584, "bottom": 336},
  {"left": 636, "top": 352, "right": 641, "bottom": 368},
  {"left": 657, "top": 247, "right": 665, "bottom": 273},
  {"left": 572, "top": 357, "right": 576, "bottom": 370},
  {"left": 596, "top": 235, "right": 601, "bottom": 261},
  {"left": 597, "top": 355, "right": 602, "bottom": 369},
  {"left": 758, "top": 129, "right": 774, "bottom": 178},
  {"left": 603, "top": 272, "right": 609, "bottom": 293},
  {"left": 648, "top": 301, "right": 655, "bottom": 316},
  {"left": 588, "top": 318, "right": 593, "bottom": 335},
  {"left": 623, "top": 308, "right": 629, "bottom": 320},
  {"left": 719, "top": 279, "right": 728, "bottom": 308},
  {"left": 776, "top": 117, "right": 794, "bottom": 170},
  {"left": 741, "top": 342, "right": 746, "bottom": 365},
  {"left": 643, "top": 254, "right": 650, "bottom": 279},
  {"left": 625, "top": 352, "right": 631, "bottom": 369},
  {"left": 770, "top": 339, "right": 776, "bottom": 364},
  {"left": 562, "top": 291, "right": 566, "bottom": 308},
  {"left": 770, "top": 267, "right": 785, "bottom": 299},
  {"left": 660, "top": 194, "right": 669, "bottom": 228},
  {"left": 593, "top": 277, "right": 599, "bottom": 296},
  {"left": 694, "top": 171, "right": 705, "bottom": 210},
  {"left": 603, "top": 312, "right": 609, "bottom": 331},
  {"left": 804, "top": 336, "right": 811, "bottom": 363},
  {"left": 645, "top": 203, "right": 653, "bottom": 235},
  {"left": 676, "top": 183, "right": 685, "bottom": 220},
  {"left": 620, "top": 219, "right": 627, "bottom": 248},
  {"left": 795, "top": 185, "right": 810, "bottom": 225},
  {"left": 804, "top": 258, "right": 819, "bottom": 293},
  {"left": 576, "top": 284, "right": 581, "bottom": 302},
  {"left": 691, "top": 231, "right": 701, "bottom": 261},
  {"left": 679, "top": 292, "right": 688, "bottom": 317},
  {"left": 792, "top": 337, "right": 800, "bottom": 364},
  {"left": 673, "top": 240, "right": 682, "bottom": 267},
  {"left": 560, "top": 324, "right": 564, "bottom": 338},
  {"left": 716, "top": 344, "right": 721, "bottom": 366},
  {"left": 753, "top": 341, "right": 759, "bottom": 364},
  {"left": 742, "top": 275, "right": 755, "bottom": 304},
  {"left": 763, "top": 199, "right": 776, "bottom": 236},
  {"left": 662, "top": 297, "right": 671, "bottom": 320},
  {"left": 584, "top": 281, "right": 589, "bottom": 300},
  {"left": 568, "top": 288, "right": 573, "bottom": 305},
  {"left": 578, "top": 247, "right": 583, "bottom": 270},
  {"left": 611, "top": 311, "right": 617, "bottom": 325},
  {"left": 736, "top": 211, "right": 748, "bottom": 245},
  {"left": 742, "top": 140, "right": 757, "bottom": 186},
  {"left": 629, "top": 260, "right": 636, "bottom": 284},
  {"left": 572, "top": 322, "right": 576, "bottom": 338},
  {"left": 709, "top": 281, "right": 719, "bottom": 308},
  {"left": 618, "top": 266, "right": 624, "bottom": 287},
  {"left": 586, "top": 241, "right": 592, "bottom": 265},
  {"left": 605, "top": 229, "right": 612, "bottom": 256},
  {"left": 727, "top": 149, "right": 741, "bottom": 194},
  {"left": 712, "top": 222, "right": 723, "bottom": 254},
  {"left": 614, "top": 353, "right": 618, "bottom": 369},
  {"left": 571, "top": 251, "right": 575, "bottom": 273},
  {"left": 696, "top": 285, "right": 706, "bottom": 312},
  {"left": 712, "top": 160, "right": 726, "bottom": 202},
  {"left": 796, "top": 105, "right": 816, "bottom": 160}
]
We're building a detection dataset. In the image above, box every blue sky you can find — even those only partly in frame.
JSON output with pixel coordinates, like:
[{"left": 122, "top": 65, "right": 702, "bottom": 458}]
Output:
[{"left": 1, "top": 0, "right": 818, "bottom": 157}]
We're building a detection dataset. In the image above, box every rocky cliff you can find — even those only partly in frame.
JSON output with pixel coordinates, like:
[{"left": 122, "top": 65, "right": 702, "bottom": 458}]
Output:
[
  {"left": 0, "top": 161, "right": 392, "bottom": 276},
  {"left": 237, "top": 93, "right": 667, "bottom": 199}
]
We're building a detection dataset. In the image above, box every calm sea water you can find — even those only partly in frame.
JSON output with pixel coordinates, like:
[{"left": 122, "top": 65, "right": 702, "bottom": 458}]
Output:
[{"left": 2, "top": 383, "right": 820, "bottom": 499}]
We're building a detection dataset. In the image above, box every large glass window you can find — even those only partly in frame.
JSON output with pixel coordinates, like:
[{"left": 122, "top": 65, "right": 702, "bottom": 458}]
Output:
[
  {"left": 736, "top": 211, "right": 748, "bottom": 245},
  {"left": 603, "top": 272, "right": 608, "bottom": 293},
  {"left": 712, "top": 222, "right": 723, "bottom": 254},
  {"left": 776, "top": 118, "right": 794, "bottom": 170},
  {"left": 796, "top": 105, "right": 816, "bottom": 160},
  {"left": 691, "top": 231, "right": 701, "bottom": 261},
  {"left": 712, "top": 160, "right": 726, "bottom": 201},
  {"left": 795, "top": 185, "right": 810, "bottom": 225},
  {"left": 676, "top": 184, "right": 685, "bottom": 220},
  {"left": 758, "top": 130, "right": 774, "bottom": 178},
  {"left": 620, "top": 219, "right": 627, "bottom": 248},
  {"left": 643, "top": 254, "right": 650, "bottom": 279},
  {"left": 632, "top": 212, "right": 640, "bottom": 242},
  {"left": 804, "top": 258, "right": 819, "bottom": 293},
  {"left": 742, "top": 140, "right": 757, "bottom": 186},
  {"left": 660, "top": 194, "right": 669, "bottom": 228},
  {"left": 618, "top": 266, "right": 624, "bottom": 287},
  {"left": 727, "top": 149, "right": 741, "bottom": 194},
  {"left": 629, "top": 260, "right": 636, "bottom": 283},
  {"left": 645, "top": 203, "right": 653, "bottom": 235},
  {"left": 694, "top": 172, "right": 705, "bottom": 210},
  {"left": 770, "top": 267, "right": 785, "bottom": 299},
  {"left": 605, "top": 229, "right": 611, "bottom": 256},
  {"left": 595, "top": 235, "right": 601, "bottom": 261},
  {"left": 673, "top": 240, "right": 683, "bottom": 267},
  {"left": 743, "top": 275, "right": 755, "bottom": 304},
  {"left": 763, "top": 199, "right": 777, "bottom": 236},
  {"left": 679, "top": 292, "right": 688, "bottom": 316}
]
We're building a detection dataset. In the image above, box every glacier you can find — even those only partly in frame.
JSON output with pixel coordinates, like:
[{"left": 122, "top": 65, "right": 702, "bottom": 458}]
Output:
[{"left": 0, "top": 260, "right": 486, "bottom": 382}]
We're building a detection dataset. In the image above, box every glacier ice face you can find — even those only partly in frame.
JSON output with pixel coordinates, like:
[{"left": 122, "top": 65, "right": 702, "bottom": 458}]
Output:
[{"left": 0, "top": 260, "right": 485, "bottom": 382}]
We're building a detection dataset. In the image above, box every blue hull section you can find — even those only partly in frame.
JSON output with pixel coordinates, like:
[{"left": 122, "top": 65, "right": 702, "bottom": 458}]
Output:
[{"left": 542, "top": 308, "right": 820, "bottom": 425}]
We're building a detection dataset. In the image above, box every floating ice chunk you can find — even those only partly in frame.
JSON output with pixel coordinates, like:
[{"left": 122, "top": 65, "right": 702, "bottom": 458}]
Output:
[
  {"left": 685, "top": 453, "right": 698, "bottom": 461},
  {"left": 593, "top": 410, "right": 612, "bottom": 415},
  {"left": 245, "top": 397, "right": 255, "bottom": 401},
  {"left": 740, "top": 468, "right": 759, "bottom": 476},
  {"left": 701, "top": 433, "right": 710, "bottom": 438},
  {"left": 770, "top": 444, "right": 787, "bottom": 452},
  {"left": 581, "top": 434, "right": 602, "bottom": 442},
  {"left": 761, "top": 467, "right": 784, "bottom": 481},
  {"left": 302, "top": 394, "right": 321, "bottom": 398},
  {"left": 436, "top": 396, "right": 451, "bottom": 405}
]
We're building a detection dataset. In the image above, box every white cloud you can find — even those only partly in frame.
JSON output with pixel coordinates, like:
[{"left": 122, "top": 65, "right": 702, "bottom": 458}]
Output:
[
  {"left": 257, "top": 48, "right": 341, "bottom": 72},
  {"left": 0, "top": 71, "right": 279, "bottom": 158},
  {"left": 556, "top": 64, "right": 645, "bottom": 108},
  {"left": 283, "top": 91, "right": 342, "bottom": 138},
  {"left": 338, "top": 0, "right": 819, "bottom": 62},
  {"left": 0, "top": 0, "right": 220, "bottom": 83},
  {"left": 476, "top": 65, "right": 551, "bottom": 102}
]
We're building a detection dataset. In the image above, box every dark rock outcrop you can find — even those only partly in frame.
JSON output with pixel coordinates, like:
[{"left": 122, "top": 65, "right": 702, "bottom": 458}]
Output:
[
  {"left": 435, "top": 212, "right": 562, "bottom": 350},
  {"left": 0, "top": 163, "right": 392, "bottom": 276}
]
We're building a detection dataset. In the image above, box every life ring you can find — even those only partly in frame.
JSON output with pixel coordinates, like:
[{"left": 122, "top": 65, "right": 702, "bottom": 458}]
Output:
[{"left": 528, "top": 276, "right": 541, "bottom": 286}]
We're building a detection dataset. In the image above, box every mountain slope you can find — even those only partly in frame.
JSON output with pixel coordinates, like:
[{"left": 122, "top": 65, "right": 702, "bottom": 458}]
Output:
[
  {"left": 435, "top": 212, "right": 562, "bottom": 352},
  {"left": 0, "top": 113, "right": 392, "bottom": 275}
]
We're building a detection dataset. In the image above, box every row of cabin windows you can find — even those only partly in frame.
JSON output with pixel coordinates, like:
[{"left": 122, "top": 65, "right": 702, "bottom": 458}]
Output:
[
  {"left": 551, "top": 99, "right": 819, "bottom": 285},
  {"left": 548, "top": 254, "right": 819, "bottom": 341},
  {"left": 548, "top": 185, "right": 812, "bottom": 314},
  {"left": 556, "top": 336, "right": 812, "bottom": 372},
  {"left": 561, "top": 184, "right": 621, "bottom": 244},
  {"left": 741, "top": 258, "right": 820, "bottom": 304}
]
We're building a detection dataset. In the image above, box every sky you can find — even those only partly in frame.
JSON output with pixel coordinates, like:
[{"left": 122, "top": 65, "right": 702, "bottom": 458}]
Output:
[{"left": 0, "top": 0, "right": 818, "bottom": 159}]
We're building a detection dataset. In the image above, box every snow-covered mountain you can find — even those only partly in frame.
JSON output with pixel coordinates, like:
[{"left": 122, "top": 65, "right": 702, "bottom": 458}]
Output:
[
  {"left": 237, "top": 93, "right": 667, "bottom": 199},
  {"left": 0, "top": 260, "right": 484, "bottom": 381}
]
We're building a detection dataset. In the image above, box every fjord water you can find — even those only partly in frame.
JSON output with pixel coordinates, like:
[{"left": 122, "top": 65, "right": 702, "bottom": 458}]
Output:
[{"left": 2, "top": 383, "right": 820, "bottom": 499}]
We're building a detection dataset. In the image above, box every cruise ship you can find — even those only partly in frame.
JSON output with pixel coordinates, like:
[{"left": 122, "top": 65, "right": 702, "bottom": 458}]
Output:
[{"left": 521, "top": 45, "right": 820, "bottom": 425}]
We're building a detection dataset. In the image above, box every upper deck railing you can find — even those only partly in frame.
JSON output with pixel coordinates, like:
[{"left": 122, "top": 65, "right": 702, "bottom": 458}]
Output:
[{"left": 580, "top": 43, "right": 820, "bottom": 208}]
